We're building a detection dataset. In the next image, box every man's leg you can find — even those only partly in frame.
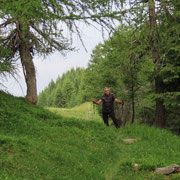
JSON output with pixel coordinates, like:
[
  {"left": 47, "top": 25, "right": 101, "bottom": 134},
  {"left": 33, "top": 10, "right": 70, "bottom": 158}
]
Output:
[
  {"left": 110, "top": 111, "right": 120, "bottom": 128},
  {"left": 102, "top": 112, "right": 109, "bottom": 126}
]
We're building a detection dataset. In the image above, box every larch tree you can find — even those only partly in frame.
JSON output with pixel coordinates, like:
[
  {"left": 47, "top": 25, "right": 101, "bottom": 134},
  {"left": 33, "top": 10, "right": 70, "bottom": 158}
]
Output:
[
  {"left": 0, "top": 0, "right": 124, "bottom": 104},
  {"left": 146, "top": 0, "right": 179, "bottom": 127},
  {"left": 122, "top": 0, "right": 179, "bottom": 128},
  {"left": 0, "top": 34, "right": 16, "bottom": 85},
  {"left": 147, "top": 0, "right": 166, "bottom": 127}
]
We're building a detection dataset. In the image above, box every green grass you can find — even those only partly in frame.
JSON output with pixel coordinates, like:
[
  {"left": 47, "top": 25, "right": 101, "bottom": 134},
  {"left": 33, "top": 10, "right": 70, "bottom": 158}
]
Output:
[
  {"left": 48, "top": 102, "right": 101, "bottom": 122},
  {"left": 0, "top": 91, "right": 180, "bottom": 180}
]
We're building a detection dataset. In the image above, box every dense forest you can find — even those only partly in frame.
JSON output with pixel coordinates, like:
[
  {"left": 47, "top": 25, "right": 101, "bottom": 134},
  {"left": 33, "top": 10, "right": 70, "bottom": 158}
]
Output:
[
  {"left": 38, "top": 68, "right": 84, "bottom": 108},
  {"left": 38, "top": 0, "right": 180, "bottom": 134}
]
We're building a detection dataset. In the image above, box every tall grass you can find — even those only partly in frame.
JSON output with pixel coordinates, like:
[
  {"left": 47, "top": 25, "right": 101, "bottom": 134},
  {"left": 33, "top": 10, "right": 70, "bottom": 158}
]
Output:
[{"left": 0, "top": 91, "right": 180, "bottom": 179}]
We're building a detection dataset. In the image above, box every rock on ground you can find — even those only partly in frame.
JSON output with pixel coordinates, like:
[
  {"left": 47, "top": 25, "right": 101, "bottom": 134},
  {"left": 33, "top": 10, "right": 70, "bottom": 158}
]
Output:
[
  {"left": 155, "top": 164, "right": 180, "bottom": 175},
  {"left": 123, "top": 139, "right": 138, "bottom": 143}
]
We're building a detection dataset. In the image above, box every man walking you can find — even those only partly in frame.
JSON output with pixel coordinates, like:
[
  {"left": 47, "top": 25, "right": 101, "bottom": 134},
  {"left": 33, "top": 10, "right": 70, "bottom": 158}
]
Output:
[{"left": 92, "top": 87, "right": 124, "bottom": 128}]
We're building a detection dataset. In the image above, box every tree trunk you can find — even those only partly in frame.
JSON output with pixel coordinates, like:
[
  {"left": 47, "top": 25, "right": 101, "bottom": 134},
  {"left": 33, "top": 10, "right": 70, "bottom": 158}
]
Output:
[
  {"left": 131, "top": 69, "right": 135, "bottom": 124},
  {"left": 155, "top": 77, "right": 166, "bottom": 127},
  {"left": 19, "top": 43, "right": 37, "bottom": 105},
  {"left": 131, "top": 88, "right": 135, "bottom": 124},
  {"left": 17, "top": 22, "right": 37, "bottom": 105},
  {"left": 148, "top": 0, "right": 166, "bottom": 127}
]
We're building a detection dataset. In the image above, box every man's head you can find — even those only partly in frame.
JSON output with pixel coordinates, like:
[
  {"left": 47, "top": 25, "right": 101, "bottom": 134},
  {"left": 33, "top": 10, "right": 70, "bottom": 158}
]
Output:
[{"left": 104, "top": 87, "right": 110, "bottom": 95}]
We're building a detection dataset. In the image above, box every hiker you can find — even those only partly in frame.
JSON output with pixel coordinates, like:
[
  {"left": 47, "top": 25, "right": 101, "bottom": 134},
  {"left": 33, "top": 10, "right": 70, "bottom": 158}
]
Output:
[{"left": 92, "top": 87, "right": 124, "bottom": 128}]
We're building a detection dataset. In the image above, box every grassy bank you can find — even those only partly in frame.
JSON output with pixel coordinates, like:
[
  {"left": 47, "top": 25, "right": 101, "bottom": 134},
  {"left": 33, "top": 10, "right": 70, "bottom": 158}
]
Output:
[{"left": 0, "top": 91, "right": 180, "bottom": 179}]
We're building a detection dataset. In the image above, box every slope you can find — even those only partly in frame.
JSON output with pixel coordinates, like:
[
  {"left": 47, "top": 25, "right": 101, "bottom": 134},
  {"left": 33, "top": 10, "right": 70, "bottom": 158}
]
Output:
[{"left": 0, "top": 91, "right": 180, "bottom": 180}]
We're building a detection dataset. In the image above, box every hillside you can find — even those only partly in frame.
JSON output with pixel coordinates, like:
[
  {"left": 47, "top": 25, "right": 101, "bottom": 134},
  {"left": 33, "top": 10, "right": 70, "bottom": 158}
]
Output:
[{"left": 0, "top": 91, "right": 180, "bottom": 180}]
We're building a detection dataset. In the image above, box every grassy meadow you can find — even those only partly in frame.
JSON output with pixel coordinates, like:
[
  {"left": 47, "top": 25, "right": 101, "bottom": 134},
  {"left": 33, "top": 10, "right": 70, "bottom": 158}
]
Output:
[
  {"left": 0, "top": 91, "right": 180, "bottom": 180},
  {"left": 48, "top": 102, "right": 101, "bottom": 122}
]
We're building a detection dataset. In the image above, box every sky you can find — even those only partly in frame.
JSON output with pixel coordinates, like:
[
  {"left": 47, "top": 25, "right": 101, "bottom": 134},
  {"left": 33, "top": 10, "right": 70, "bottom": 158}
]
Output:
[{"left": 2, "top": 24, "right": 108, "bottom": 97}]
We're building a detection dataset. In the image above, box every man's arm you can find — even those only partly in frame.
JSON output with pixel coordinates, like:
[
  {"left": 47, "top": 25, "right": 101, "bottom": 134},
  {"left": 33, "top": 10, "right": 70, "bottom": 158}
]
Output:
[
  {"left": 92, "top": 98, "right": 102, "bottom": 105},
  {"left": 115, "top": 98, "right": 124, "bottom": 105}
]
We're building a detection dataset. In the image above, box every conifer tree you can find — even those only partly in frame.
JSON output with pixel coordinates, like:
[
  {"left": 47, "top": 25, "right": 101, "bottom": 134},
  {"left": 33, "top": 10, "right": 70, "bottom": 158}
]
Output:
[{"left": 0, "top": 0, "right": 124, "bottom": 104}]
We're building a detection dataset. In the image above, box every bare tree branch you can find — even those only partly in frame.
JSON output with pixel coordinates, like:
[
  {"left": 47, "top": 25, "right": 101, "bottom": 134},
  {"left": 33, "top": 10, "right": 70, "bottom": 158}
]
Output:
[{"left": 0, "top": 19, "right": 14, "bottom": 28}]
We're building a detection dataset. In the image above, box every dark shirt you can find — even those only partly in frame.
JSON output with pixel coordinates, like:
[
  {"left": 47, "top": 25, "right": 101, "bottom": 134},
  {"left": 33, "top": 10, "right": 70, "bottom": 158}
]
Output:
[{"left": 101, "top": 93, "right": 116, "bottom": 113}]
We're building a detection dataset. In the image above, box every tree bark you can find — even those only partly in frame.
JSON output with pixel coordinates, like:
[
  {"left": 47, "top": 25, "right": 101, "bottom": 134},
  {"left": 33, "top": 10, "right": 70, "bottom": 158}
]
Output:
[
  {"left": 16, "top": 22, "right": 37, "bottom": 105},
  {"left": 131, "top": 88, "right": 135, "bottom": 124},
  {"left": 148, "top": 0, "right": 166, "bottom": 127},
  {"left": 155, "top": 77, "right": 166, "bottom": 127},
  {"left": 131, "top": 69, "right": 135, "bottom": 124},
  {"left": 19, "top": 43, "right": 37, "bottom": 105}
]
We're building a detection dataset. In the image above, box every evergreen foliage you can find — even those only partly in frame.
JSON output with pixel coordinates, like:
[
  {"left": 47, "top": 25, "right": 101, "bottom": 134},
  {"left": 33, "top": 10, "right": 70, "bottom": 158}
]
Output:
[
  {"left": 0, "top": 39, "right": 16, "bottom": 86},
  {"left": 80, "top": 19, "right": 179, "bottom": 133},
  {"left": 38, "top": 68, "right": 84, "bottom": 108}
]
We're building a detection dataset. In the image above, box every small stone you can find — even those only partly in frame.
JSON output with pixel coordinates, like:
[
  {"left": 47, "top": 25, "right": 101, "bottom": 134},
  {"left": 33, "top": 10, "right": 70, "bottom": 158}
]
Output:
[
  {"left": 134, "top": 163, "right": 139, "bottom": 169},
  {"left": 155, "top": 164, "right": 180, "bottom": 175},
  {"left": 123, "top": 139, "right": 138, "bottom": 143}
]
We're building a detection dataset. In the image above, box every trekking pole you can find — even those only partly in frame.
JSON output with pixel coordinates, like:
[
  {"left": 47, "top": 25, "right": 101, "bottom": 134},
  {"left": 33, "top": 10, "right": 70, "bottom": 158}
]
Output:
[
  {"left": 121, "top": 100, "right": 124, "bottom": 123},
  {"left": 92, "top": 102, "right": 95, "bottom": 120},
  {"left": 122, "top": 100, "right": 124, "bottom": 110}
]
